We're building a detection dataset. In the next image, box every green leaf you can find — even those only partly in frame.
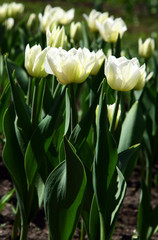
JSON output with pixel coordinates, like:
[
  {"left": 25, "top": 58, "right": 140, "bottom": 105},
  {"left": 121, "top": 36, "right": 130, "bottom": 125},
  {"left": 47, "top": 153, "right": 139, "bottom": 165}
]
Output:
[
  {"left": 104, "top": 167, "right": 127, "bottom": 239},
  {"left": 138, "top": 181, "right": 158, "bottom": 240},
  {"left": 0, "top": 188, "right": 15, "bottom": 213},
  {"left": 0, "top": 82, "right": 11, "bottom": 133},
  {"left": 93, "top": 84, "right": 117, "bottom": 209},
  {"left": 5, "top": 58, "right": 32, "bottom": 142},
  {"left": 69, "top": 86, "right": 100, "bottom": 149},
  {"left": 25, "top": 86, "right": 65, "bottom": 186},
  {"left": 118, "top": 101, "right": 145, "bottom": 153},
  {"left": 44, "top": 137, "right": 87, "bottom": 240},
  {"left": 2, "top": 105, "right": 28, "bottom": 224},
  {"left": 93, "top": 84, "right": 125, "bottom": 239},
  {"left": 6, "top": 58, "right": 28, "bottom": 94},
  {"left": 89, "top": 195, "right": 100, "bottom": 240},
  {"left": 117, "top": 144, "right": 140, "bottom": 181},
  {"left": 137, "top": 181, "right": 152, "bottom": 240}
]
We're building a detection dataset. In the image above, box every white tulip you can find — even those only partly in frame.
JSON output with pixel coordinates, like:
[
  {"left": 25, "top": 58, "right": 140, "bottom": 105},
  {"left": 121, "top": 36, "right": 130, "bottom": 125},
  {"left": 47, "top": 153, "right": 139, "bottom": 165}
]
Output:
[
  {"left": 70, "top": 21, "right": 82, "bottom": 41},
  {"left": 46, "top": 26, "right": 67, "bottom": 48},
  {"left": 96, "top": 17, "right": 127, "bottom": 43},
  {"left": 45, "top": 47, "right": 96, "bottom": 85},
  {"left": 104, "top": 56, "right": 146, "bottom": 91},
  {"left": 138, "top": 38, "right": 155, "bottom": 59},
  {"left": 25, "top": 44, "right": 50, "bottom": 78},
  {"left": 83, "top": 9, "right": 109, "bottom": 32},
  {"left": 58, "top": 8, "right": 75, "bottom": 25},
  {"left": 7, "top": 2, "right": 24, "bottom": 18}
]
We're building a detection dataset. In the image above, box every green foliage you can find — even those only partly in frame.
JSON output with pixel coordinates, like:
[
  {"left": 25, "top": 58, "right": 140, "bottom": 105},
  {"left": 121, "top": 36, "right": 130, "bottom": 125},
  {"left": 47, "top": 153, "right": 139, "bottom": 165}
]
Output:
[
  {"left": 0, "top": 1, "right": 158, "bottom": 240},
  {"left": 44, "top": 137, "right": 87, "bottom": 240}
]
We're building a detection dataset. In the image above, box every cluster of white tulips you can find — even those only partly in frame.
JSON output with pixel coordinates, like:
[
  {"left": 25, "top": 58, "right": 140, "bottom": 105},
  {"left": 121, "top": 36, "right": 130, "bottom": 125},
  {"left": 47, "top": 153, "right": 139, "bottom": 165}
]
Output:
[
  {"left": 24, "top": 5, "right": 156, "bottom": 93},
  {"left": 0, "top": 2, "right": 24, "bottom": 30}
]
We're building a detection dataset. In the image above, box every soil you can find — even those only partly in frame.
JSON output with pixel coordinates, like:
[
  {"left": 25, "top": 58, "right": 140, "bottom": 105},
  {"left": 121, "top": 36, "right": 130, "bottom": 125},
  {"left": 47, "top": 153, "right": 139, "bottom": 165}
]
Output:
[{"left": 1, "top": 142, "right": 158, "bottom": 240}]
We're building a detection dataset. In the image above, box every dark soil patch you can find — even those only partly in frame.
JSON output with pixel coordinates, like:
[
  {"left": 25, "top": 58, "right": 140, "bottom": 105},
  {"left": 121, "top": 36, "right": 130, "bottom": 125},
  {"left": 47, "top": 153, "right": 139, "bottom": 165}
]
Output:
[{"left": 1, "top": 149, "right": 158, "bottom": 240}]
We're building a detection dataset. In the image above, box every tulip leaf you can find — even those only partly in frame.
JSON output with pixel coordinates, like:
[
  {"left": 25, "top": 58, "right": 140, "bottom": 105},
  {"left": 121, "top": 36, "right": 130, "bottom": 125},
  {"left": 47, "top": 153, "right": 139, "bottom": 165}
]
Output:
[
  {"left": 0, "top": 188, "right": 15, "bottom": 213},
  {"left": 69, "top": 86, "right": 100, "bottom": 149},
  {"left": 25, "top": 86, "right": 66, "bottom": 186},
  {"left": 5, "top": 58, "right": 32, "bottom": 143},
  {"left": 44, "top": 136, "right": 87, "bottom": 240},
  {"left": 89, "top": 195, "right": 100, "bottom": 240},
  {"left": 93, "top": 84, "right": 127, "bottom": 239},
  {"left": 104, "top": 166, "right": 127, "bottom": 239},
  {"left": 0, "top": 82, "right": 11, "bottom": 133},
  {"left": 2, "top": 104, "right": 28, "bottom": 223},
  {"left": 93, "top": 84, "right": 117, "bottom": 207},
  {"left": 6, "top": 58, "right": 28, "bottom": 94},
  {"left": 118, "top": 101, "right": 145, "bottom": 153},
  {"left": 137, "top": 181, "right": 158, "bottom": 240},
  {"left": 117, "top": 143, "right": 140, "bottom": 181}
]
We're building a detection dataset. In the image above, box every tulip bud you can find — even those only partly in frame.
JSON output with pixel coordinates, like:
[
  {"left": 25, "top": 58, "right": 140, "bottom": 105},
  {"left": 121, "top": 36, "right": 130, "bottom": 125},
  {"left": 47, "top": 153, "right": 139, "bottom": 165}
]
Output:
[
  {"left": 46, "top": 26, "right": 67, "bottom": 48},
  {"left": 105, "top": 56, "right": 146, "bottom": 91},
  {"left": 70, "top": 21, "right": 82, "bottom": 42},
  {"left": 26, "top": 13, "right": 37, "bottom": 31},
  {"left": 138, "top": 38, "right": 155, "bottom": 59},
  {"left": 107, "top": 103, "right": 121, "bottom": 130},
  {"left": 45, "top": 47, "right": 95, "bottom": 85},
  {"left": 25, "top": 44, "right": 50, "bottom": 78},
  {"left": 5, "top": 17, "right": 14, "bottom": 30},
  {"left": 96, "top": 17, "right": 127, "bottom": 43},
  {"left": 95, "top": 103, "right": 121, "bottom": 130}
]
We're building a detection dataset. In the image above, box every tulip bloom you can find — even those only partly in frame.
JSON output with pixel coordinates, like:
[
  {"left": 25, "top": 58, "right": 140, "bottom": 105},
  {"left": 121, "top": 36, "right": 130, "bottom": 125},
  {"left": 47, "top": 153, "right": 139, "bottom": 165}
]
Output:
[
  {"left": 46, "top": 26, "right": 67, "bottom": 48},
  {"left": 25, "top": 44, "right": 50, "bottom": 78},
  {"left": 45, "top": 47, "right": 96, "bottom": 85},
  {"left": 58, "top": 8, "right": 75, "bottom": 25},
  {"left": 83, "top": 9, "right": 109, "bottom": 32},
  {"left": 70, "top": 21, "right": 82, "bottom": 42},
  {"left": 105, "top": 56, "right": 146, "bottom": 91},
  {"left": 96, "top": 17, "right": 127, "bottom": 43},
  {"left": 138, "top": 38, "right": 155, "bottom": 59},
  {"left": 38, "top": 6, "right": 61, "bottom": 33},
  {"left": 7, "top": 2, "right": 24, "bottom": 18}
]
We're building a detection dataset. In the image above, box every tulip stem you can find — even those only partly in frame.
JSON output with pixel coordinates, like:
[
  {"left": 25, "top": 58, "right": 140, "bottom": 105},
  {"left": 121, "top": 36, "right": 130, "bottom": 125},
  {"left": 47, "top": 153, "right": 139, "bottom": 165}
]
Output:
[
  {"left": 27, "top": 77, "right": 34, "bottom": 106},
  {"left": 111, "top": 42, "right": 114, "bottom": 55},
  {"left": 109, "top": 91, "right": 121, "bottom": 133},
  {"left": 31, "top": 78, "right": 45, "bottom": 128},
  {"left": 70, "top": 83, "right": 77, "bottom": 132}
]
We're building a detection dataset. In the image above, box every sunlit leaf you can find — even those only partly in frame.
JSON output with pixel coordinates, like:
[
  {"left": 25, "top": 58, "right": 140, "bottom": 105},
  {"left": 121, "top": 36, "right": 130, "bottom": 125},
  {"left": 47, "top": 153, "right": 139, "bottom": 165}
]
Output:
[{"left": 44, "top": 136, "right": 87, "bottom": 240}]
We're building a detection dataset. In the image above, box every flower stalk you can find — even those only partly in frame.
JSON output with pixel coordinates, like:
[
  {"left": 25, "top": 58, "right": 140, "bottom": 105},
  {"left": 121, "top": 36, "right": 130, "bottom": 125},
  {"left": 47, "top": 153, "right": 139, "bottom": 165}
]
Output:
[
  {"left": 70, "top": 83, "right": 77, "bottom": 132},
  {"left": 109, "top": 91, "right": 121, "bottom": 133},
  {"left": 31, "top": 78, "right": 46, "bottom": 128}
]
